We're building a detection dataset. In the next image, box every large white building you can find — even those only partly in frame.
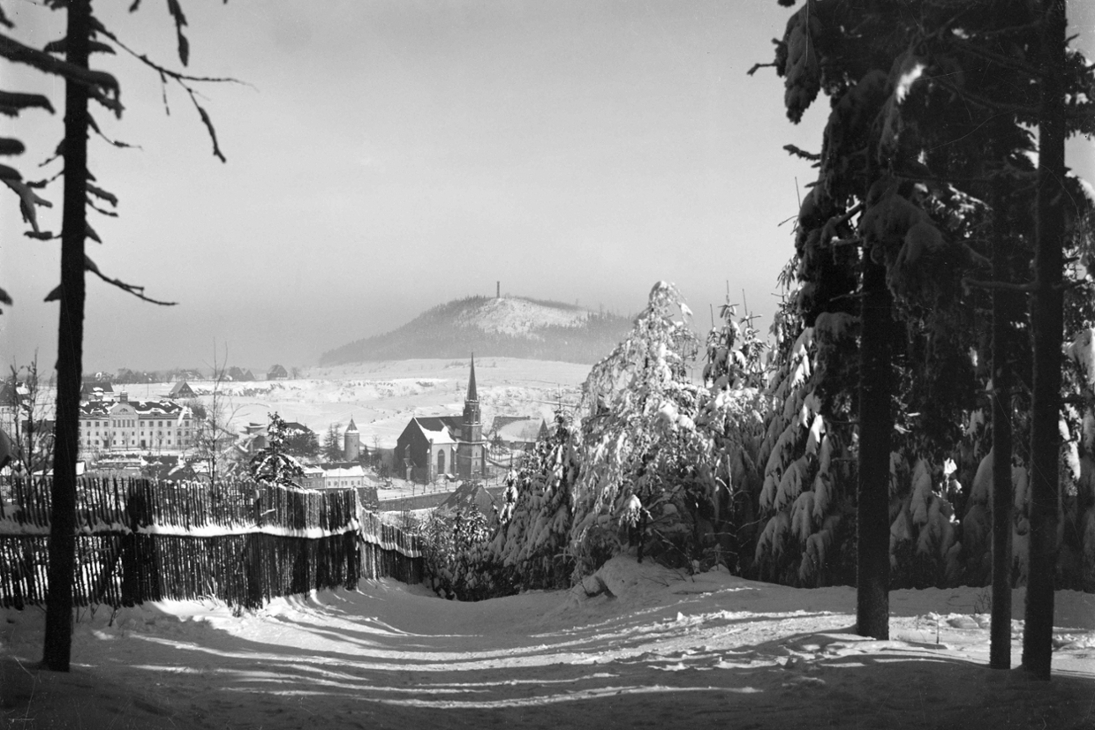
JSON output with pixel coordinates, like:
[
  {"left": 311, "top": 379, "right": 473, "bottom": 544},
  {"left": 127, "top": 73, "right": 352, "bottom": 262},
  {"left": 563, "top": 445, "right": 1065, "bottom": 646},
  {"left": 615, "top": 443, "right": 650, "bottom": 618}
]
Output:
[{"left": 79, "top": 393, "right": 195, "bottom": 453}]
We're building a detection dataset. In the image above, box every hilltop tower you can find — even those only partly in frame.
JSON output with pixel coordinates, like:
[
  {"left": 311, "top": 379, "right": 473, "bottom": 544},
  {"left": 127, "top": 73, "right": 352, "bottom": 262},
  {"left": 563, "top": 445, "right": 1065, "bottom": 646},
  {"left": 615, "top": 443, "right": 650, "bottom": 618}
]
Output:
[{"left": 343, "top": 417, "right": 361, "bottom": 461}]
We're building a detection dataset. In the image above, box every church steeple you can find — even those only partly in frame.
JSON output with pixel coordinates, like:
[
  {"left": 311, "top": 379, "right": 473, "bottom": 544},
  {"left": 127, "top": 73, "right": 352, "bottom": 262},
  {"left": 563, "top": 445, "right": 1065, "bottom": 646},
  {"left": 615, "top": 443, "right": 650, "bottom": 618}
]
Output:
[
  {"left": 466, "top": 353, "right": 478, "bottom": 403},
  {"left": 462, "top": 354, "right": 481, "bottom": 437}
]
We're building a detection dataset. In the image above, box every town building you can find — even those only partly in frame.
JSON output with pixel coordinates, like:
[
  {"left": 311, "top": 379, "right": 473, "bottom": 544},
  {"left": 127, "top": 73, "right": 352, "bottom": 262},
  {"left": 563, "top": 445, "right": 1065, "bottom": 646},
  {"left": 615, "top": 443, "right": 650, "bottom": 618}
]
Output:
[
  {"left": 321, "top": 464, "right": 365, "bottom": 489},
  {"left": 167, "top": 380, "right": 196, "bottom": 399},
  {"left": 395, "top": 357, "right": 486, "bottom": 483},
  {"left": 80, "top": 380, "right": 114, "bottom": 401},
  {"left": 78, "top": 393, "right": 195, "bottom": 453}
]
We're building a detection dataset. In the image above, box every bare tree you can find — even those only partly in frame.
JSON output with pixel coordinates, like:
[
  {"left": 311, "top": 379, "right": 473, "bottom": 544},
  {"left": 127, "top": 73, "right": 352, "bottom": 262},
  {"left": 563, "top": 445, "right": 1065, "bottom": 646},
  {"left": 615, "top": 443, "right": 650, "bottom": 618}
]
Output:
[
  {"left": 191, "top": 344, "right": 240, "bottom": 487},
  {"left": 4, "top": 357, "right": 57, "bottom": 483}
]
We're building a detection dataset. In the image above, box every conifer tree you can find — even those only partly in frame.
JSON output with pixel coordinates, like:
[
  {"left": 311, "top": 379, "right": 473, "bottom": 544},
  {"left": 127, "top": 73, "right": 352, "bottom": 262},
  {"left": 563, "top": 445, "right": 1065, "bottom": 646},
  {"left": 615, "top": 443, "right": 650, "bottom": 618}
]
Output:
[
  {"left": 323, "top": 424, "right": 343, "bottom": 462},
  {"left": 2, "top": 0, "right": 232, "bottom": 671},
  {"left": 763, "top": 0, "right": 1094, "bottom": 649}
]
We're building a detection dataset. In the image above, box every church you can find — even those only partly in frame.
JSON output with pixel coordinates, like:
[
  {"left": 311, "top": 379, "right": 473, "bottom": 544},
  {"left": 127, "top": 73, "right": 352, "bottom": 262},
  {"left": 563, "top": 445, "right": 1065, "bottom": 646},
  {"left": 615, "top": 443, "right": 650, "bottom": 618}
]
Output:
[{"left": 394, "top": 357, "right": 486, "bottom": 483}]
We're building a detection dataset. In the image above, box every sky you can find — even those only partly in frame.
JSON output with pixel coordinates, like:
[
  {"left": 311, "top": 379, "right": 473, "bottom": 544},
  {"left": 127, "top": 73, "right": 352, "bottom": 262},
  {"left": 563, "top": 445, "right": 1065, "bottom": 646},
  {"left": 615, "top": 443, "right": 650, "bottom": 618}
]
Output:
[{"left": 1, "top": 1, "right": 1093, "bottom": 374}]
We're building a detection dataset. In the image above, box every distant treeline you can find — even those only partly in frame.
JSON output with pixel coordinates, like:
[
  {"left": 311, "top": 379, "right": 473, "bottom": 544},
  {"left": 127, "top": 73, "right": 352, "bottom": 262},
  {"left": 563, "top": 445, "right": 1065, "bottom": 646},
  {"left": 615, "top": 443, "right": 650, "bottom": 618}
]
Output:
[
  {"left": 320, "top": 296, "right": 633, "bottom": 366},
  {"left": 91, "top": 366, "right": 257, "bottom": 385}
]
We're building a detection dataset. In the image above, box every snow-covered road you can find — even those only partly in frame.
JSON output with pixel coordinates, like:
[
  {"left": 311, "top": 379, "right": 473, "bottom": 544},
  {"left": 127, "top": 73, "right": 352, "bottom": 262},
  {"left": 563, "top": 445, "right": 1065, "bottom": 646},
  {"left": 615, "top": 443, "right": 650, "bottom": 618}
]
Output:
[{"left": 2, "top": 558, "right": 1093, "bottom": 729}]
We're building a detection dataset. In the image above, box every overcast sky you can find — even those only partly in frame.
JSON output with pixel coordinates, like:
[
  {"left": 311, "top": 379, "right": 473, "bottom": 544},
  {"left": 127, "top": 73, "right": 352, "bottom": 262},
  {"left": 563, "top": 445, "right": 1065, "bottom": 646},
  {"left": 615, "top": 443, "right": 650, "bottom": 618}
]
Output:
[{"left": 2, "top": 2, "right": 1093, "bottom": 374}]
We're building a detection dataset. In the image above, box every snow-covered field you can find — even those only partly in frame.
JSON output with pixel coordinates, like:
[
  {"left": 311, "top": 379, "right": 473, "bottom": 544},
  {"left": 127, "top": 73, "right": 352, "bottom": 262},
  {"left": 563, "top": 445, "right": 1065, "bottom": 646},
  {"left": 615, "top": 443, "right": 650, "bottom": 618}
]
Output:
[
  {"left": 160, "top": 358, "right": 590, "bottom": 449},
  {"left": 2, "top": 557, "right": 1093, "bottom": 729}
]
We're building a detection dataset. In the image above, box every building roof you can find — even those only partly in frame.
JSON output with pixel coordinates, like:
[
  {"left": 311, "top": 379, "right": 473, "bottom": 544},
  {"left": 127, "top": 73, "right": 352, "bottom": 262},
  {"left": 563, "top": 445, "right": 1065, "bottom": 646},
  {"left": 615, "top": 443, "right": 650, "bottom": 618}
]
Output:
[
  {"left": 410, "top": 416, "right": 462, "bottom": 445},
  {"left": 322, "top": 465, "right": 365, "bottom": 479},
  {"left": 168, "top": 381, "right": 195, "bottom": 397},
  {"left": 345, "top": 417, "right": 358, "bottom": 434},
  {"left": 79, "top": 399, "right": 188, "bottom": 418},
  {"left": 439, "top": 481, "right": 497, "bottom": 515}
]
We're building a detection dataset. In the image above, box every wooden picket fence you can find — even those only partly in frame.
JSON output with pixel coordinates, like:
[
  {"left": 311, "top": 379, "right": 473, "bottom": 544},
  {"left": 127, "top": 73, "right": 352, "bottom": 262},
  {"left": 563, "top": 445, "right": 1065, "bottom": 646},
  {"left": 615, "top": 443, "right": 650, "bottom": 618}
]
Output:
[{"left": 0, "top": 476, "right": 423, "bottom": 610}]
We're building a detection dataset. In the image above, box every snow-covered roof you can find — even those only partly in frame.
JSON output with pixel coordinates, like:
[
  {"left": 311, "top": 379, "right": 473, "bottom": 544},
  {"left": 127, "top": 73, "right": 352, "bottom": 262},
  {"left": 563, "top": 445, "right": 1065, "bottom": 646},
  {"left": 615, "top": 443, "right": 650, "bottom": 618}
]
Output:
[
  {"left": 323, "top": 465, "right": 365, "bottom": 479},
  {"left": 412, "top": 416, "right": 461, "bottom": 445},
  {"left": 79, "top": 399, "right": 188, "bottom": 419}
]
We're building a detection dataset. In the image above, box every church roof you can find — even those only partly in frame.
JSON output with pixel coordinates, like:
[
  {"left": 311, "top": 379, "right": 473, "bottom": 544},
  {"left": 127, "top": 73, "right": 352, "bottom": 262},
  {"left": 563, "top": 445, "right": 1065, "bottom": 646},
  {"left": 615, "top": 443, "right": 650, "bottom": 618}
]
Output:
[
  {"left": 411, "top": 416, "right": 461, "bottom": 444},
  {"left": 345, "top": 417, "right": 358, "bottom": 433}
]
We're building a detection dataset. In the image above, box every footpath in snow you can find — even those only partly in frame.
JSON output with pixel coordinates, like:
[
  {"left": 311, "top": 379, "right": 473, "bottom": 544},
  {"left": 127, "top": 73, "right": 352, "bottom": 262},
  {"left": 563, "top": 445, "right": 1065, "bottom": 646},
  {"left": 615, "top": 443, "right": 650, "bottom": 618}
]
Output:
[{"left": 2, "top": 557, "right": 1093, "bottom": 729}]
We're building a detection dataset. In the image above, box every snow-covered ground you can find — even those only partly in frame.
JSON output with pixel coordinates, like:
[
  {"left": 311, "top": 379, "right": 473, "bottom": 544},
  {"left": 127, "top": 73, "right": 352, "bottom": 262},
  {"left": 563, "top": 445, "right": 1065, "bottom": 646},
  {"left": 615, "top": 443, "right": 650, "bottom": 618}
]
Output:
[
  {"left": 165, "top": 358, "right": 590, "bottom": 449},
  {"left": 2, "top": 557, "right": 1093, "bottom": 729}
]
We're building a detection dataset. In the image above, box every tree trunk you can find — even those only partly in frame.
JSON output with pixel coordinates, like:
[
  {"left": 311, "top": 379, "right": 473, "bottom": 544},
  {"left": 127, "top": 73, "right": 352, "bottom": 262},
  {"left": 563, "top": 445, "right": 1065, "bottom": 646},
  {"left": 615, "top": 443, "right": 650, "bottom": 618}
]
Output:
[
  {"left": 42, "top": 0, "right": 90, "bottom": 672},
  {"left": 856, "top": 253, "right": 892, "bottom": 640},
  {"left": 1022, "top": 0, "right": 1066, "bottom": 681},
  {"left": 989, "top": 178, "right": 1016, "bottom": 670}
]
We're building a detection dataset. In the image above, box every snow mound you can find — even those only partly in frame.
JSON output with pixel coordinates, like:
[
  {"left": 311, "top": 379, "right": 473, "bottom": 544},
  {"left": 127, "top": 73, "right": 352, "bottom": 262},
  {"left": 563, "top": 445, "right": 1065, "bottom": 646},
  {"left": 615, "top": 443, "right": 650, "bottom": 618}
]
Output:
[{"left": 456, "top": 297, "right": 590, "bottom": 338}]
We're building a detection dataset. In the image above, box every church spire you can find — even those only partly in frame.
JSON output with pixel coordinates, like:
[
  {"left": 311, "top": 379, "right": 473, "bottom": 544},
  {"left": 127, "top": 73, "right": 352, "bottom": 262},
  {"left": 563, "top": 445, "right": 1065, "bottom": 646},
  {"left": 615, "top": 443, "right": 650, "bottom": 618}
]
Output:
[
  {"left": 466, "top": 353, "right": 478, "bottom": 403},
  {"left": 462, "top": 354, "right": 481, "bottom": 431}
]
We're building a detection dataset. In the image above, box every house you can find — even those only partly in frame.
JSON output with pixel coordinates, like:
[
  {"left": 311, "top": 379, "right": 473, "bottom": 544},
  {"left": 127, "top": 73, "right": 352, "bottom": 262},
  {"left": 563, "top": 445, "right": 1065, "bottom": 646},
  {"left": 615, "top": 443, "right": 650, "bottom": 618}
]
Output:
[
  {"left": 395, "top": 357, "right": 486, "bottom": 483},
  {"left": 0, "top": 379, "right": 26, "bottom": 407},
  {"left": 168, "top": 380, "right": 196, "bottom": 399},
  {"left": 235, "top": 422, "right": 269, "bottom": 455},
  {"left": 80, "top": 380, "right": 114, "bottom": 401},
  {"left": 267, "top": 364, "right": 289, "bottom": 380},
  {"left": 225, "top": 366, "right": 254, "bottom": 382},
  {"left": 299, "top": 465, "right": 325, "bottom": 490},
  {"left": 0, "top": 426, "right": 15, "bottom": 470},
  {"left": 438, "top": 480, "right": 497, "bottom": 518},
  {"left": 321, "top": 463, "right": 365, "bottom": 489}
]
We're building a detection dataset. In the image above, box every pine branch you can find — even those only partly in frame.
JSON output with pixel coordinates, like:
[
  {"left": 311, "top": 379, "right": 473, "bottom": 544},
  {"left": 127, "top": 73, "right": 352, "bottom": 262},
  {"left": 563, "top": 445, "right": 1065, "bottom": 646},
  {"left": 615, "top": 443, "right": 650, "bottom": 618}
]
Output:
[
  {"left": 86, "top": 198, "right": 118, "bottom": 218},
  {"left": 185, "top": 87, "right": 226, "bottom": 162},
  {"left": 87, "top": 112, "right": 140, "bottom": 150},
  {"left": 948, "top": 36, "right": 1042, "bottom": 78},
  {"left": 826, "top": 202, "right": 864, "bottom": 230},
  {"left": 92, "top": 21, "right": 244, "bottom": 162},
  {"left": 783, "top": 143, "right": 821, "bottom": 161},
  {"left": 92, "top": 21, "right": 243, "bottom": 86},
  {"left": 932, "top": 75, "right": 1039, "bottom": 118},
  {"left": 0, "top": 90, "right": 55, "bottom": 116},
  {"left": 747, "top": 61, "right": 779, "bottom": 76},
  {"left": 44, "top": 256, "right": 177, "bottom": 306},
  {"left": 0, "top": 32, "right": 119, "bottom": 96}
]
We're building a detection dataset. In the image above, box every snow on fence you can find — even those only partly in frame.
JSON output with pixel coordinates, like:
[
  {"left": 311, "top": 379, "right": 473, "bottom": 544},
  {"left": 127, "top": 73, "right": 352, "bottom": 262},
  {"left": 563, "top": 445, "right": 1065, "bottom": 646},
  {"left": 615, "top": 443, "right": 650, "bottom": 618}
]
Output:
[{"left": 0, "top": 476, "right": 423, "bottom": 609}]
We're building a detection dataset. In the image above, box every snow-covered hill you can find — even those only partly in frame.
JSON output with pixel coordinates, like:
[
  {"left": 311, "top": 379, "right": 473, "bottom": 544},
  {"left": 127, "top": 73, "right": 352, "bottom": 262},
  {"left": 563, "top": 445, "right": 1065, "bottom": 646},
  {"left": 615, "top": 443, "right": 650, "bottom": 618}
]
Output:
[
  {"left": 319, "top": 295, "right": 632, "bottom": 366},
  {"left": 454, "top": 296, "right": 590, "bottom": 337}
]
